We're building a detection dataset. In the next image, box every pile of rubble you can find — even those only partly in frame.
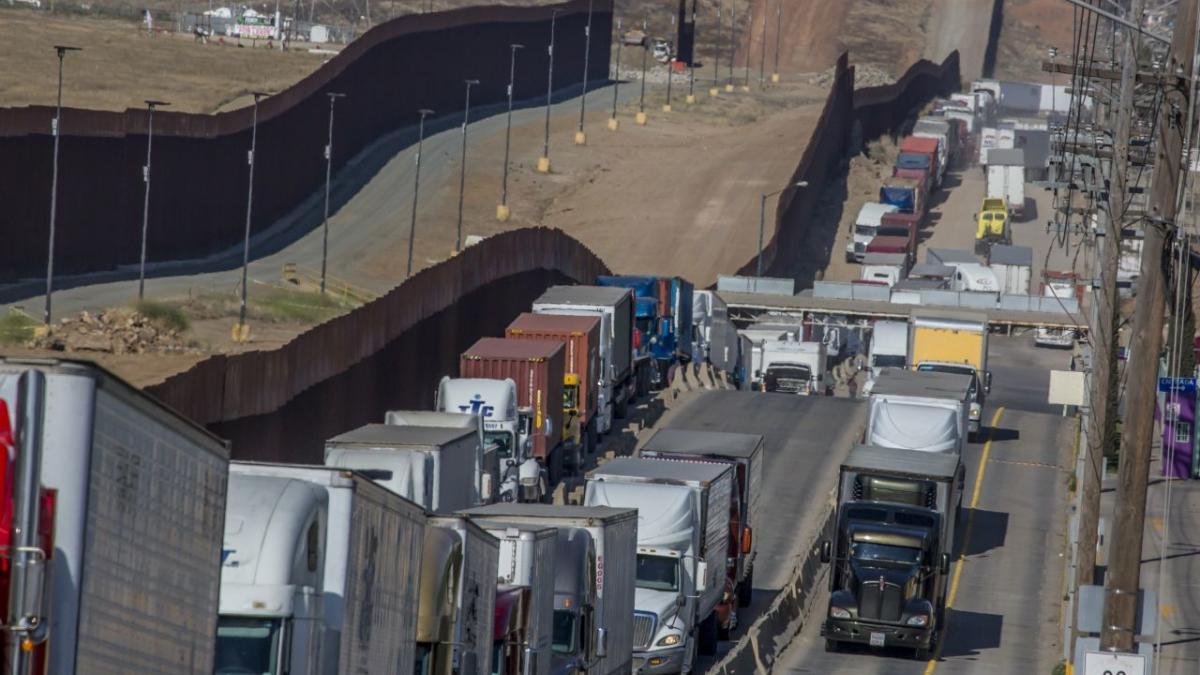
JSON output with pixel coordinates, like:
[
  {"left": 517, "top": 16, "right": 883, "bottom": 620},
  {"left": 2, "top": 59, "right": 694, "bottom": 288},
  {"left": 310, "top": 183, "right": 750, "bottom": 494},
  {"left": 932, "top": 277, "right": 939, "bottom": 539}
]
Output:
[
  {"left": 804, "top": 63, "right": 897, "bottom": 89},
  {"left": 28, "top": 309, "right": 197, "bottom": 355}
]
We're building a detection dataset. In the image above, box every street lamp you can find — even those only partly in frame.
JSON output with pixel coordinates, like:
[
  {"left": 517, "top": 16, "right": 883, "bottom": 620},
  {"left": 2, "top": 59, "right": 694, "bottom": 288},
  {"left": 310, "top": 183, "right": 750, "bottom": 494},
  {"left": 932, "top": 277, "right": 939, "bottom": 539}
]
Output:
[
  {"left": 772, "top": 0, "right": 782, "bottom": 83},
  {"left": 498, "top": 43, "right": 524, "bottom": 222},
  {"left": 137, "top": 98, "right": 169, "bottom": 302},
  {"left": 742, "top": 7, "right": 752, "bottom": 91},
  {"left": 726, "top": 3, "right": 736, "bottom": 92},
  {"left": 457, "top": 79, "right": 479, "bottom": 252},
  {"left": 319, "top": 92, "right": 346, "bottom": 295},
  {"left": 710, "top": 0, "right": 722, "bottom": 97},
  {"left": 637, "top": 19, "right": 649, "bottom": 125},
  {"left": 757, "top": 181, "right": 807, "bottom": 278},
  {"left": 539, "top": 9, "right": 559, "bottom": 174},
  {"left": 234, "top": 91, "right": 270, "bottom": 343},
  {"left": 575, "top": 0, "right": 594, "bottom": 145},
  {"left": 407, "top": 108, "right": 433, "bottom": 278},
  {"left": 687, "top": 3, "right": 697, "bottom": 104},
  {"left": 609, "top": 17, "right": 622, "bottom": 131},
  {"left": 758, "top": 2, "right": 767, "bottom": 88},
  {"left": 663, "top": 14, "right": 675, "bottom": 112},
  {"left": 43, "top": 44, "right": 80, "bottom": 328}
]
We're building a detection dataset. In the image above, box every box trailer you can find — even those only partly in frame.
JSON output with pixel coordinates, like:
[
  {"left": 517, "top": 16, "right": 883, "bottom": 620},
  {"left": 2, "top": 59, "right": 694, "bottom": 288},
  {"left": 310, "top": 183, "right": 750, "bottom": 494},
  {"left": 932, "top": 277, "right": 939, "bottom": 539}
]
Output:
[
  {"left": 988, "top": 244, "right": 1033, "bottom": 295},
  {"left": 839, "top": 444, "right": 964, "bottom": 550},
  {"left": 420, "top": 516, "right": 499, "bottom": 675},
  {"left": 0, "top": 359, "right": 229, "bottom": 675}
]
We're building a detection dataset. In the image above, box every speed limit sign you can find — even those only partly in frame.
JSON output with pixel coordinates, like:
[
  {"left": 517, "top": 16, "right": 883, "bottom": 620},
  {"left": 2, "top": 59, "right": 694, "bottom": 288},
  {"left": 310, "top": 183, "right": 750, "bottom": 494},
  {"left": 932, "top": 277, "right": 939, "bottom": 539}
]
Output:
[{"left": 1084, "top": 651, "right": 1146, "bottom": 675}]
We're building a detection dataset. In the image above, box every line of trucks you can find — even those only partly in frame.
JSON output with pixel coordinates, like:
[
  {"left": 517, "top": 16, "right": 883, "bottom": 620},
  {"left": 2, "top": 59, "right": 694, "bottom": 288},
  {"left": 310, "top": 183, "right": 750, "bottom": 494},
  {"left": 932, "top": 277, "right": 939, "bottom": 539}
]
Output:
[{"left": 0, "top": 275, "right": 762, "bottom": 675}]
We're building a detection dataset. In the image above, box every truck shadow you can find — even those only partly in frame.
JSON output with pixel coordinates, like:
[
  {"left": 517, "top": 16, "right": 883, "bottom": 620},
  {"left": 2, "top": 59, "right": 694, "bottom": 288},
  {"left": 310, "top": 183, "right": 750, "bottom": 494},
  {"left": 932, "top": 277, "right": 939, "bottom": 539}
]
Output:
[
  {"left": 938, "top": 608, "right": 1003, "bottom": 658},
  {"left": 987, "top": 426, "right": 1020, "bottom": 443},
  {"left": 963, "top": 508, "right": 1009, "bottom": 556}
]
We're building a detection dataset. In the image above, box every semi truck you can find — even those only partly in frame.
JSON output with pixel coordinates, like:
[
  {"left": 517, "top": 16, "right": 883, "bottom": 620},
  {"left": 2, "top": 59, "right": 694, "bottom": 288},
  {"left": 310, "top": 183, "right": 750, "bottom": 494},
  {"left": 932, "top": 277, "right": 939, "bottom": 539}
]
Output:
[
  {"left": 758, "top": 340, "right": 828, "bottom": 395},
  {"left": 987, "top": 244, "right": 1033, "bottom": 295},
  {"left": 0, "top": 359, "right": 229, "bottom": 675},
  {"left": 898, "top": 136, "right": 942, "bottom": 186},
  {"left": 506, "top": 312, "right": 601, "bottom": 469},
  {"left": 585, "top": 458, "right": 734, "bottom": 673},
  {"left": 878, "top": 176, "right": 925, "bottom": 216},
  {"left": 436, "top": 377, "right": 546, "bottom": 503},
  {"left": 820, "top": 501, "right": 950, "bottom": 659},
  {"left": 596, "top": 275, "right": 695, "bottom": 385},
  {"left": 324, "top": 423, "right": 482, "bottom": 513},
  {"left": 1036, "top": 271, "right": 1085, "bottom": 348},
  {"left": 639, "top": 429, "right": 764, "bottom": 608},
  {"left": 418, "top": 515, "right": 499, "bottom": 675},
  {"left": 532, "top": 285, "right": 642, "bottom": 429},
  {"left": 866, "top": 369, "right": 972, "bottom": 453},
  {"left": 460, "top": 337, "right": 567, "bottom": 485},
  {"left": 974, "top": 197, "right": 1011, "bottom": 254},
  {"left": 909, "top": 311, "right": 991, "bottom": 438},
  {"left": 219, "top": 462, "right": 425, "bottom": 675},
  {"left": 846, "top": 202, "right": 901, "bottom": 263},
  {"left": 385, "top": 409, "right": 499, "bottom": 505},
  {"left": 984, "top": 148, "right": 1026, "bottom": 219},
  {"left": 461, "top": 503, "right": 639, "bottom": 675},
  {"left": 913, "top": 117, "right": 957, "bottom": 167},
  {"left": 462, "top": 519, "right": 557, "bottom": 675},
  {"left": 859, "top": 252, "right": 908, "bottom": 287}
]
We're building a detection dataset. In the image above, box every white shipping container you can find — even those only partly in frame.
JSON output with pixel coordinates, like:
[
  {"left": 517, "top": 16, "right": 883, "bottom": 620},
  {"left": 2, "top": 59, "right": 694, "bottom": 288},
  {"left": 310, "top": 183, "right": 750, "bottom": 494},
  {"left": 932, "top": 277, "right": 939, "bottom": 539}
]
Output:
[{"left": 0, "top": 359, "right": 229, "bottom": 675}]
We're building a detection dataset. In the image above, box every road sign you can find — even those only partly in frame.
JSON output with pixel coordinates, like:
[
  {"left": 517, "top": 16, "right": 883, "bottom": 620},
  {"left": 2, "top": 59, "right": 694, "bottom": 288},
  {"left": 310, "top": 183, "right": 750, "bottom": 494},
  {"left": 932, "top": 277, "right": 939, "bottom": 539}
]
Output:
[
  {"left": 1084, "top": 650, "right": 1146, "bottom": 675},
  {"left": 1158, "top": 376, "right": 1197, "bottom": 394}
]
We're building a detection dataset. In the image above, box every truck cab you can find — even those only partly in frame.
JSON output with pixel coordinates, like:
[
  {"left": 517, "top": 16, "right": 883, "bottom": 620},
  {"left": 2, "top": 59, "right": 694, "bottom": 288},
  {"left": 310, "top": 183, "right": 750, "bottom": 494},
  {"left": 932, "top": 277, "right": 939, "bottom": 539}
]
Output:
[
  {"left": 550, "top": 528, "right": 600, "bottom": 675},
  {"left": 846, "top": 203, "right": 901, "bottom": 263},
  {"left": 759, "top": 340, "right": 828, "bottom": 395},
  {"left": 974, "top": 198, "right": 1010, "bottom": 254},
  {"left": 820, "top": 502, "right": 949, "bottom": 659},
  {"left": 437, "top": 377, "right": 546, "bottom": 503}
]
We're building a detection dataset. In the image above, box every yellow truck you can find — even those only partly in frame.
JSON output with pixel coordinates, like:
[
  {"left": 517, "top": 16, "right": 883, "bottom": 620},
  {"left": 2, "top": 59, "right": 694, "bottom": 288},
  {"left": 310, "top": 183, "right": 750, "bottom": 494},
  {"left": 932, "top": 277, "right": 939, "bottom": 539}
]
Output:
[
  {"left": 908, "top": 310, "right": 991, "bottom": 440},
  {"left": 974, "top": 197, "right": 1011, "bottom": 254}
]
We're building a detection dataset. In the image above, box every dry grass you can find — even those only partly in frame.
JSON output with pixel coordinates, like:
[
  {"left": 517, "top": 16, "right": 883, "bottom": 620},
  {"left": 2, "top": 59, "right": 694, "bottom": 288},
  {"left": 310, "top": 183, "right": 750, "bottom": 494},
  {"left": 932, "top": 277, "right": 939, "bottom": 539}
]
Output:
[{"left": 0, "top": 8, "right": 331, "bottom": 113}]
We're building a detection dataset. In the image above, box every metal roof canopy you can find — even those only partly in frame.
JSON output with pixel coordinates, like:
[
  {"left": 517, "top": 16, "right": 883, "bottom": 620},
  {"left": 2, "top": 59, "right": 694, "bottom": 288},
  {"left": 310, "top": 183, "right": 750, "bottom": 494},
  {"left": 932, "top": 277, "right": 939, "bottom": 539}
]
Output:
[
  {"left": 641, "top": 429, "right": 764, "bottom": 458},
  {"left": 844, "top": 444, "right": 959, "bottom": 481},
  {"left": 327, "top": 423, "right": 475, "bottom": 447}
]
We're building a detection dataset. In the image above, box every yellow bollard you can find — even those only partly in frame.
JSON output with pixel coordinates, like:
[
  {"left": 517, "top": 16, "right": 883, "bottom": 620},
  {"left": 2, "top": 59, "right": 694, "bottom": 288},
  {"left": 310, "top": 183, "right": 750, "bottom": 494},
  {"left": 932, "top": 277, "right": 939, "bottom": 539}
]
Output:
[
  {"left": 574, "top": 130, "right": 587, "bottom": 145},
  {"left": 686, "top": 94, "right": 696, "bottom": 104},
  {"left": 607, "top": 117, "right": 620, "bottom": 131},
  {"left": 725, "top": 83, "right": 734, "bottom": 92},
  {"left": 709, "top": 87, "right": 720, "bottom": 97},
  {"left": 496, "top": 204, "right": 510, "bottom": 222},
  {"left": 537, "top": 156, "right": 551, "bottom": 173},
  {"left": 231, "top": 321, "right": 251, "bottom": 343},
  {"left": 772, "top": 72, "right": 781, "bottom": 83},
  {"left": 662, "top": 104, "right": 672, "bottom": 113},
  {"left": 635, "top": 111, "right": 647, "bottom": 125}
]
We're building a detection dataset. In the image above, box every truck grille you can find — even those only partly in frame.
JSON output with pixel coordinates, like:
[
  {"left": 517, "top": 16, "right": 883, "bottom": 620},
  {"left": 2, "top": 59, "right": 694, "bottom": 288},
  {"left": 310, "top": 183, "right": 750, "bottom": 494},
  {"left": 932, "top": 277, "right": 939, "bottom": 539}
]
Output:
[
  {"left": 633, "top": 612, "right": 657, "bottom": 650},
  {"left": 858, "top": 580, "right": 903, "bottom": 622},
  {"left": 774, "top": 378, "right": 806, "bottom": 393}
]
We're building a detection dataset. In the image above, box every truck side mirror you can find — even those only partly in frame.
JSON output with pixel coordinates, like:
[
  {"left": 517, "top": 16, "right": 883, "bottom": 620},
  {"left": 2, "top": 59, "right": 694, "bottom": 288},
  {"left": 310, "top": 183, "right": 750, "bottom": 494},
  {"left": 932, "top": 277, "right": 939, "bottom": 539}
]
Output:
[
  {"left": 522, "top": 647, "right": 535, "bottom": 675},
  {"left": 695, "top": 560, "right": 709, "bottom": 593},
  {"left": 742, "top": 527, "right": 753, "bottom": 555},
  {"left": 820, "top": 540, "right": 832, "bottom": 564},
  {"left": 595, "top": 627, "right": 609, "bottom": 658},
  {"left": 940, "top": 552, "right": 951, "bottom": 575},
  {"left": 984, "top": 371, "right": 992, "bottom": 394}
]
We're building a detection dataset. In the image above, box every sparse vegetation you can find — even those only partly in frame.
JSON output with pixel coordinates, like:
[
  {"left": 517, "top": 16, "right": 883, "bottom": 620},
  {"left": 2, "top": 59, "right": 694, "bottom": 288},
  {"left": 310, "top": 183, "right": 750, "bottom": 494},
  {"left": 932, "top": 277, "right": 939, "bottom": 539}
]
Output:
[
  {"left": 135, "top": 299, "right": 191, "bottom": 333},
  {"left": 175, "top": 286, "right": 356, "bottom": 325},
  {"left": 0, "top": 310, "right": 38, "bottom": 345}
]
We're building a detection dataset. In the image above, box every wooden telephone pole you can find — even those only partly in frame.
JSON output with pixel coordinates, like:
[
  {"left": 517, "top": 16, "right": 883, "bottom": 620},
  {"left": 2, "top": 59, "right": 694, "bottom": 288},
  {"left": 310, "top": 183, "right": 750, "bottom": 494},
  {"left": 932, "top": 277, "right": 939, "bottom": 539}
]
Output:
[
  {"left": 1101, "top": 0, "right": 1198, "bottom": 651},
  {"left": 1076, "top": 0, "right": 1144, "bottom": 591}
]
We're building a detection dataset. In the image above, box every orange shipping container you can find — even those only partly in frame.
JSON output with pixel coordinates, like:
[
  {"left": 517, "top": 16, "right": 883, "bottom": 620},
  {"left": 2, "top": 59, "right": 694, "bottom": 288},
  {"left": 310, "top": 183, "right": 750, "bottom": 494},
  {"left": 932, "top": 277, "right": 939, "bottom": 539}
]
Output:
[
  {"left": 460, "top": 338, "right": 565, "bottom": 461},
  {"left": 505, "top": 312, "right": 601, "bottom": 430}
]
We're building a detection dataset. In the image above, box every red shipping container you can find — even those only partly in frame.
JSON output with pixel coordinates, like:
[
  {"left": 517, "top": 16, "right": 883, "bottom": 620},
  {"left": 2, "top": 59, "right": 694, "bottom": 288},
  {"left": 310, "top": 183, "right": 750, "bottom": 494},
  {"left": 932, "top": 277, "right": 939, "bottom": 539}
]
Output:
[
  {"left": 505, "top": 313, "right": 601, "bottom": 431},
  {"left": 879, "top": 212, "right": 920, "bottom": 260},
  {"left": 900, "top": 136, "right": 939, "bottom": 156},
  {"left": 460, "top": 338, "right": 565, "bottom": 461}
]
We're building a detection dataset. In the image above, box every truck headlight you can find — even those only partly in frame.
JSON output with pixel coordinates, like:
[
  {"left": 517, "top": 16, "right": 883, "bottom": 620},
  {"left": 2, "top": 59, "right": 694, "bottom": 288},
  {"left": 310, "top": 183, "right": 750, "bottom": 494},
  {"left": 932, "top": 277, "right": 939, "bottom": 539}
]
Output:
[
  {"left": 970, "top": 402, "right": 982, "bottom": 419},
  {"left": 906, "top": 614, "right": 929, "bottom": 627},
  {"left": 829, "top": 606, "right": 851, "bottom": 620},
  {"left": 656, "top": 633, "right": 681, "bottom": 647}
]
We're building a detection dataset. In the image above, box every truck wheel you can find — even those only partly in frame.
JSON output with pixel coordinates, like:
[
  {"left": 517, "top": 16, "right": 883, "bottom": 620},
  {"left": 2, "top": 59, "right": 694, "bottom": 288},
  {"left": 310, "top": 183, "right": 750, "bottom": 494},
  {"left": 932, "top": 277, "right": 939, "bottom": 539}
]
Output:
[
  {"left": 615, "top": 395, "right": 629, "bottom": 419},
  {"left": 636, "top": 365, "right": 651, "bottom": 398},
  {"left": 698, "top": 613, "right": 719, "bottom": 655},
  {"left": 824, "top": 639, "right": 840, "bottom": 653},
  {"left": 914, "top": 647, "right": 932, "bottom": 661},
  {"left": 737, "top": 569, "right": 754, "bottom": 607}
]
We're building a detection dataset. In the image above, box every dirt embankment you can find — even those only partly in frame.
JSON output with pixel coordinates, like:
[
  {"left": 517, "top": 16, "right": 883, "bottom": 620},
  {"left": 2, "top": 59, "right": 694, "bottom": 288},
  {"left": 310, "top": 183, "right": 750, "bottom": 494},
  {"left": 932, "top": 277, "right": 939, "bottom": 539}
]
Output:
[{"left": 992, "top": 0, "right": 1075, "bottom": 83}]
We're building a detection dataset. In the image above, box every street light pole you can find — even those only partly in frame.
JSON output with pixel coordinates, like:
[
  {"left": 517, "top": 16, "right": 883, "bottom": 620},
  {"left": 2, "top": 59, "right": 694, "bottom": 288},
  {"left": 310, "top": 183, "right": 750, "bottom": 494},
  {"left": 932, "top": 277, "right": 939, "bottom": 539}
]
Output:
[
  {"left": 498, "top": 43, "right": 524, "bottom": 222},
  {"left": 457, "top": 79, "right": 479, "bottom": 252},
  {"left": 575, "top": 0, "right": 594, "bottom": 145},
  {"left": 664, "top": 14, "right": 675, "bottom": 112},
  {"left": 686, "top": 3, "right": 697, "bottom": 104},
  {"left": 235, "top": 91, "right": 269, "bottom": 343},
  {"left": 319, "top": 92, "right": 345, "bottom": 295},
  {"left": 406, "top": 108, "right": 433, "bottom": 278},
  {"left": 742, "top": 7, "right": 751, "bottom": 90},
  {"left": 757, "top": 181, "right": 807, "bottom": 278},
  {"left": 43, "top": 44, "right": 80, "bottom": 328},
  {"left": 137, "top": 98, "right": 169, "bottom": 302},
  {"left": 726, "top": 2, "right": 735, "bottom": 91},
  {"left": 711, "top": 0, "right": 722, "bottom": 97},
  {"left": 772, "top": 0, "right": 782, "bottom": 83},
  {"left": 539, "top": 9, "right": 559, "bottom": 173},
  {"left": 758, "top": 1, "right": 767, "bottom": 88},
  {"left": 637, "top": 19, "right": 649, "bottom": 125},
  {"left": 610, "top": 17, "right": 622, "bottom": 131}
]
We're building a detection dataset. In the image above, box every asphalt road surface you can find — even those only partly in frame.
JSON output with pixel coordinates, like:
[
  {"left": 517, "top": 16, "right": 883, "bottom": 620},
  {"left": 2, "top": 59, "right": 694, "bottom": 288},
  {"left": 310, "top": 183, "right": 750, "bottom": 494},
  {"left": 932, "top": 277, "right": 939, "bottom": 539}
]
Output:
[
  {"left": 771, "top": 337, "right": 1073, "bottom": 673},
  {"left": 656, "top": 391, "right": 867, "bottom": 668}
]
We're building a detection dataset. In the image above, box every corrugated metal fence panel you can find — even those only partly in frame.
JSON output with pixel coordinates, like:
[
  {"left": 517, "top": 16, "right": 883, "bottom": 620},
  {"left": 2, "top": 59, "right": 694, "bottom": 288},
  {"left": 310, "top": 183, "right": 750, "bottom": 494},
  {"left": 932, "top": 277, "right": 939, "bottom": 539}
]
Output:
[
  {"left": 921, "top": 289, "right": 960, "bottom": 307},
  {"left": 851, "top": 284, "right": 891, "bottom": 302},
  {"left": 998, "top": 294, "right": 1035, "bottom": 311},
  {"left": 814, "top": 281, "right": 854, "bottom": 299},
  {"left": 0, "top": 0, "right": 613, "bottom": 280},
  {"left": 959, "top": 291, "right": 998, "bottom": 309}
]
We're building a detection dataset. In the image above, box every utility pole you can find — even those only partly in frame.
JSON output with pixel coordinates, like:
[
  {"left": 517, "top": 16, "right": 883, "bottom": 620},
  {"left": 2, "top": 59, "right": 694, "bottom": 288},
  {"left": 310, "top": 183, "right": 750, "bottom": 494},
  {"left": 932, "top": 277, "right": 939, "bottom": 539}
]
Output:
[
  {"left": 726, "top": 2, "right": 735, "bottom": 91},
  {"left": 1101, "top": 0, "right": 1198, "bottom": 652},
  {"left": 234, "top": 91, "right": 269, "bottom": 343},
  {"left": 610, "top": 17, "right": 622, "bottom": 130},
  {"left": 711, "top": 0, "right": 722, "bottom": 97},
  {"left": 575, "top": 0, "right": 594, "bottom": 145},
  {"left": 539, "top": 9, "right": 558, "bottom": 174},
  {"left": 772, "top": 0, "right": 782, "bottom": 83},
  {"left": 498, "top": 43, "right": 524, "bottom": 222},
  {"left": 319, "top": 92, "right": 345, "bottom": 295},
  {"left": 406, "top": 108, "right": 433, "bottom": 278},
  {"left": 758, "top": 1, "right": 767, "bottom": 88},
  {"left": 137, "top": 99, "right": 169, "bottom": 302},
  {"left": 456, "top": 79, "right": 479, "bottom": 253},
  {"left": 637, "top": 18, "right": 648, "bottom": 125},
  {"left": 1076, "top": 0, "right": 1143, "bottom": 595},
  {"left": 43, "top": 45, "right": 80, "bottom": 328}
]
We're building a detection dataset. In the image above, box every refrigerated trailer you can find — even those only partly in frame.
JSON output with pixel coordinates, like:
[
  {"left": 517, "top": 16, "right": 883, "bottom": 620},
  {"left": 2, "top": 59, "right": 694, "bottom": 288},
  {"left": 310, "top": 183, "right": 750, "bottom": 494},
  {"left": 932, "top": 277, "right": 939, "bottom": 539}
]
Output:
[{"left": 0, "top": 359, "right": 229, "bottom": 675}]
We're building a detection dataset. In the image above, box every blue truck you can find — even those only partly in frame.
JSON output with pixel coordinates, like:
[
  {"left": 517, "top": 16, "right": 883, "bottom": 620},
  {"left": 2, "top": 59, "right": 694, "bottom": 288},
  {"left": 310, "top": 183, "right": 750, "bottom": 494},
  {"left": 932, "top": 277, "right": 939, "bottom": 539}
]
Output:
[{"left": 596, "top": 275, "right": 694, "bottom": 388}]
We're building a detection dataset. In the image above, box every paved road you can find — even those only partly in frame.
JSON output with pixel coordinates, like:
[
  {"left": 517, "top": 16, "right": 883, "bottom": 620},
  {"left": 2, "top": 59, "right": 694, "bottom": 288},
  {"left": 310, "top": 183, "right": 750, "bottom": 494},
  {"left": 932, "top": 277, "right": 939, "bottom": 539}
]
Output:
[
  {"left": 655, "top": 391, "right": 867, "bottom": 667},
  {"left": 773, "top": 349, "right": 1072, "bottom": 673},
  {"left": 1141, "top": 478, "right": 1200, "bottom": 675}
]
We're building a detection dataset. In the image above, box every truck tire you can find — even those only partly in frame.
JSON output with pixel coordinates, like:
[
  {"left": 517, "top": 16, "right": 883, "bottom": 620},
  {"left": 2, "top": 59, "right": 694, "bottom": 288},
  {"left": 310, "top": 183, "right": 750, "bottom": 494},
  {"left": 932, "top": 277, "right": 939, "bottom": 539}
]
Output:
[
  {"left": 737, "top": 569, "right": 754, "bottom": 607},
  {"left": 698, "top": 614, "right": 719, "bottom": 655},
  {"left": 615, "top": 395, "right": 629, "bottom": 419},
  {"left": 824, "top": 639, "right": 840, "bottom": 653},
  {"left": 914, "top": 646, "right": 932, "bottom": 661},
  {"left": 636, "top": 365, "right": 651, "bottom": 398}
]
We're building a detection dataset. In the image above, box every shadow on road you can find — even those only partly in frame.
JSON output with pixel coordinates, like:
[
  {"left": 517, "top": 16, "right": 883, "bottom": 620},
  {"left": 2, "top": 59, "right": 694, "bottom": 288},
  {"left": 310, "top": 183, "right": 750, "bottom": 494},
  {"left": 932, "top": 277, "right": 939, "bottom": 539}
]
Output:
[
  {"left": 964, "top": 508, "right": 1009, "bottom": 556},
  {"left": 939, "top": 608, "right": 1003, "bottom": 658},
  {"left": 987, "top": 426, "right": 1020, "bottom": 443}
]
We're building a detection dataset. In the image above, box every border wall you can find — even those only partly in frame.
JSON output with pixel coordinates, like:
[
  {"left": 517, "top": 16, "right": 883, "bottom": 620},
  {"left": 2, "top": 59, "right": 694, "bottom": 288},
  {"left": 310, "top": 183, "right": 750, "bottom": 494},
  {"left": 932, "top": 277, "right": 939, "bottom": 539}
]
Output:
[{"left": 0, "top": 0, "right": 612, "bottom": 281}]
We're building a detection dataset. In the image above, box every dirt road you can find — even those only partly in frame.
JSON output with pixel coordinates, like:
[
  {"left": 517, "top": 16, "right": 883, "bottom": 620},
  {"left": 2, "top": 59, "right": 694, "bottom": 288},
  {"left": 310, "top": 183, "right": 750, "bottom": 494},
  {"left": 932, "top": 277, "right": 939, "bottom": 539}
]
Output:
[{"left": 923, "top": 0, "right": 995, "bottom": 81}]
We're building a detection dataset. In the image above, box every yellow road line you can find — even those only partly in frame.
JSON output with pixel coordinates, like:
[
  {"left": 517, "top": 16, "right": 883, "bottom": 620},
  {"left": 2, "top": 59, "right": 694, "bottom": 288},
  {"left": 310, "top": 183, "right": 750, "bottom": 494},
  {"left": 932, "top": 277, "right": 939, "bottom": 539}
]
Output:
[{"left": 923, "top": 406, "right": 1006, "bottom": 675}]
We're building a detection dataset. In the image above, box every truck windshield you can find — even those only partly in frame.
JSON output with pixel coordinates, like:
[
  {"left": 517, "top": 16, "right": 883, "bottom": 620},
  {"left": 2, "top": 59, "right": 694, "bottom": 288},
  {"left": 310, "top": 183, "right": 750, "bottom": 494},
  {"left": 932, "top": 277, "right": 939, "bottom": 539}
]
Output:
[
  {"left": 916, "top": 363, "right": 979, "bottom": 397},
  {"left": 877, "top": 226, "right": 909, "bottom": 238},
  {"left": 563, "top": 385, "right": 579, "bottom": 410},
  {"left": 855, "top": 224, "right": 878, "bottom": 237},
  {"left": 636, "top": 554, "right": 680, "bottom": 592},
  {"left": 214, "top": 617, "right": 282, "bottom": 675},
  {"left": 636, "top": 317, "right": 655, "bottom": 337},
  {"left": 552, "top": 610, "right": 578, "bottom": 654},
  {"left": 871, "top": 354, "right": 907, "bottom": 369},
  {"left": 851, "top": 541, "right": 923, "bottom": 565},
  {"left": 485, "top": 431, "right": 515, "bottom": 459}
]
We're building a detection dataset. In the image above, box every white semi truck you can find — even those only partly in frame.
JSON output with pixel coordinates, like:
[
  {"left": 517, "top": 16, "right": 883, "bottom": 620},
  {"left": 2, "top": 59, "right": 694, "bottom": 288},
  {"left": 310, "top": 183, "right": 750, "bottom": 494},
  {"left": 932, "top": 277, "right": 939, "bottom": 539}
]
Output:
[
  {"left": 218, "top": 462, "right": 426, "bottom": 675},
  {"left": 418, "top": 516, "right": 499, "bottom": 675},
  {"left": 385, "top": 409, "right": 498, "bottom": 504},
  {"left": 585, "top": 458, "right": 734, "bottom": 674},
  {"left": 461, "top": 503, "right": 639, "bottom": 675},
  {"left": 437, "top": 377, "right": 546, "bottom": 503},
  {"left": 0, "top": 359, "right": 230, "bottom": 675},
  {"left": 866, "top": 370, "right": 973, "bottom": 454},
  {"left": 759, "top": 340, "right": 828, "bottom": 395}
]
